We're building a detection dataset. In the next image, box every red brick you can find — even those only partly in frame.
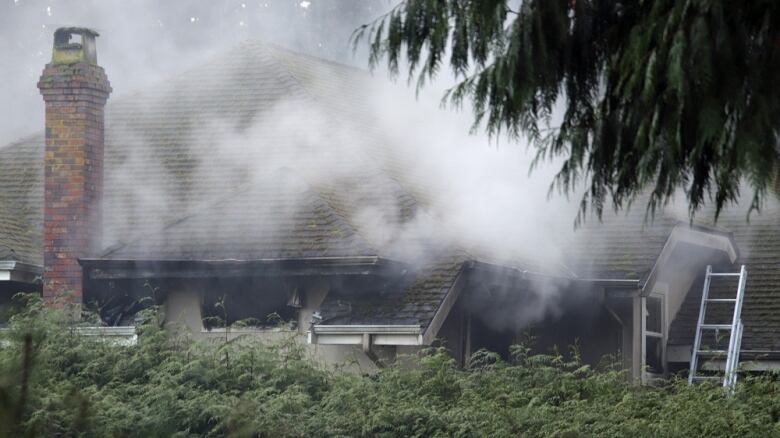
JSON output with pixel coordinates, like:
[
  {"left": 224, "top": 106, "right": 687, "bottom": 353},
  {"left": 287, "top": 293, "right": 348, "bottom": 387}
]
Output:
[{"left": 39, "top": 61, "right": 111, "bottom": 304}]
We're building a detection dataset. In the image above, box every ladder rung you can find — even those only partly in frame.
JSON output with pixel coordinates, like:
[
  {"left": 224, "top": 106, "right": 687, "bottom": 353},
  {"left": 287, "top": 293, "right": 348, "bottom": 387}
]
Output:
[
  {"left": 697, "top": 350, "right": 728, "bottom": 356},
  {"left": 700, "top": 324, "right": 733, "bottom": 330},
  {"left": 690, "top": 265, "right": 746, "bottom": 389}
]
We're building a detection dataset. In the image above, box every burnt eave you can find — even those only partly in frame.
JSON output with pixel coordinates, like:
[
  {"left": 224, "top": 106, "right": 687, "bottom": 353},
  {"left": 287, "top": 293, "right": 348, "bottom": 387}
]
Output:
[{"left": 80, "top": 256, "right": 407, "bottom": 280}]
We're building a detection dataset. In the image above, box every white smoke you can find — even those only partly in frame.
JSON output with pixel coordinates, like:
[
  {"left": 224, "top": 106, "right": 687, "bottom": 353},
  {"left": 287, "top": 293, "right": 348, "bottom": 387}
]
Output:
[{"left": 2, "top": 0, "right": 581, "bottom": 331}]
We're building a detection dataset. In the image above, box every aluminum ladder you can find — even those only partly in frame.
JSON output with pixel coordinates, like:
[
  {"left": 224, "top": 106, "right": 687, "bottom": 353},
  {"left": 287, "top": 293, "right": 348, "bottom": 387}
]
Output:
[{"left": 688, "top": 265, "right": 747, "bottom": 391}]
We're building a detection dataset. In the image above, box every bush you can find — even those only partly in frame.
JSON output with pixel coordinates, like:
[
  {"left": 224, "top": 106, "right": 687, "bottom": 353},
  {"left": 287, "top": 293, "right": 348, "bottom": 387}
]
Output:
[{"left": 1, "top": 295, "right": 780, "bottom": 437}]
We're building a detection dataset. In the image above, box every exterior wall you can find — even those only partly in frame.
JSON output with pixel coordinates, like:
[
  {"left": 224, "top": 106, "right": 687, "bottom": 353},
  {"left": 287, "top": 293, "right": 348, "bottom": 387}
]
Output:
[
  {"left": 38, "top": 40, "right": 111, "bottom": 303},
  {"left": 644, "top": 251, "right": 723, "bottom": 375},
  {"left": 632, "top": 294, "right": 642, "bottom": 381},
  {"left": 161, "top": 280, "right": 396, "bottom": 372},
  {"left": 660, "top": 271, "right": 700, "bottom": 336},
  {"left": 297, "top": 279, "right": 328, "bottom": 331},
  {"left": 164, "top": 289, "right": 204, "bottom": 334},
  {"left": 642, "top": 236, "right": 737, "bottom": 374},
  {"left": 435, "top": 304, "right": 468, "bottom": 366}
]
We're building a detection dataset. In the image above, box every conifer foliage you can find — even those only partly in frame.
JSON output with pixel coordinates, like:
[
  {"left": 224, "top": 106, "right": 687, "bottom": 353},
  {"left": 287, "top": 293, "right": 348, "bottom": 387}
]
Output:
[
  {"left": 356, "top": 0, "right": 780, "bottom": 222},
  {"left": 2, "top": 297, "right": 780, "bottom": 436}
]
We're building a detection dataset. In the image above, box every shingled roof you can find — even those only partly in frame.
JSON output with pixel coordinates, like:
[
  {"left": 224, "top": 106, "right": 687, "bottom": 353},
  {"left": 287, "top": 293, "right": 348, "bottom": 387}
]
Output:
[
  {"left": 566, "top": 194, "right": 780, "bottom": 352},
  {"left": 0, "top": 41, "right": 559, "bottom": 331},
  {"left": 3, "top": 41, "right": 780, "bottom": 344},
  {"left": 666, "top": 200, "right": 780, "bottom": 352},
  {"left": 0, "top": 43, "right": 411, "bottom": 262},
  {"left": 0, "top": 135, "right": 42, "bottom": 266},
  {"left": 564, "top": 195, "right": 682, "bottom": 281}
]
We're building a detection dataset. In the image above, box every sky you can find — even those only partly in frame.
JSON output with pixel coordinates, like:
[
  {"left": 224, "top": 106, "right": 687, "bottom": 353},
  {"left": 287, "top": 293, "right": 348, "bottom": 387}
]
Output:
[{"left": 0, "top": 0, "right": 394, "bottom": 144}]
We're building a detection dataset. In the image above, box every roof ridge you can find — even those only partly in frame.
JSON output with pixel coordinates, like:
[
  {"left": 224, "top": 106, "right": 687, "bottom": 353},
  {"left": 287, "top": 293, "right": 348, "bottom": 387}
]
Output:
[
  {"left": 0, "top": 133, "right": 43, "bottom": 153},
  {"left": 258, "top": 41, "right": 369, "bottom": 74},
  {"left": 262, "top": 43, "right": 332, "bottom": 111},
  {"left": 304, "top": 185, "right": 379, "bottom": 255}
]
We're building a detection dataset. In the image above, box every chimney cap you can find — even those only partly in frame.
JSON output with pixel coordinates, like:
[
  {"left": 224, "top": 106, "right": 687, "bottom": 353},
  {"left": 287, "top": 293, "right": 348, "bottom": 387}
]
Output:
[
  {"left": 52, "top": 27, "right": 100, "bottom": 65},
  {"left": 54, "top": 27, "right": 100, "bottom": 38}
]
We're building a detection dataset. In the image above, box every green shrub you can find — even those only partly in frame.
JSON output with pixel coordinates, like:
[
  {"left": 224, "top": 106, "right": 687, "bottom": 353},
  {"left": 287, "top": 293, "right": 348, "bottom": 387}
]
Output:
[{"left": 1, "top": 295, "right": 779, "bottom": 437}]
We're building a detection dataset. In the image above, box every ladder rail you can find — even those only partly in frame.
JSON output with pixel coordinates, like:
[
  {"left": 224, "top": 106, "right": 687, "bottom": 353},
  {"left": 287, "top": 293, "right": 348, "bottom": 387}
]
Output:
[
  {"left": 724, "top": 320, "right": 743, "bottom": 390},
  {"left": 723, "top": 266, "right": 747, "bottom": 390},
  {"left": 689, "top": 265, "right": 747, "bottom": 391},
  {"left": 689, "top": 265, "right": 713, "bottom": 384}
]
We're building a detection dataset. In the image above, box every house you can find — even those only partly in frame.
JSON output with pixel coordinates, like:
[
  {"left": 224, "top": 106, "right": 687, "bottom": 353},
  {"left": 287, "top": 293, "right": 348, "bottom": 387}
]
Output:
[{"left": 1, "top": 27, "right": 778, "bottom": 379}]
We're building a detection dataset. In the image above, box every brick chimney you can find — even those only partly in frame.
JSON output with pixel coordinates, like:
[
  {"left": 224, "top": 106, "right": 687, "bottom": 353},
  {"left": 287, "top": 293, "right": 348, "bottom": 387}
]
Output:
[{"left": 38, "top": 27, "right": 111, "bottom": 303}]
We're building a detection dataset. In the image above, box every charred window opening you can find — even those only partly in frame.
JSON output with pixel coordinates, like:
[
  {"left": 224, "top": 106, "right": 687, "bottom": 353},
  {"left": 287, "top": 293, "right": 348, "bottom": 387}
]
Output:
[
  {"left": 84, "top": 279, "right": 162, "bottom": 326},
  {"left": 446, "top": 274, "right": 624, "bottom": 368},
  {"left": 646, "top": 296, "right": 662, "bottom": 333},
  {"left": 200, "top": 277, "right": 299, "bottom": 329},
  {"left": 645, "top": 336, "right": 663, "bottom": 373},
  {"left": 0, "top": 282, "right": 42, "bottom": 326}
]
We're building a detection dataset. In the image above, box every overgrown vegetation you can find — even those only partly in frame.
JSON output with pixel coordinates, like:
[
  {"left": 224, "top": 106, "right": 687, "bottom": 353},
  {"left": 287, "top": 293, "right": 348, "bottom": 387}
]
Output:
[
  {"left": 355, "top": 1, "right": 780, "bottom": 225},
  {"left": 1, "top": 295, "right": 780, "bottom": 437}
]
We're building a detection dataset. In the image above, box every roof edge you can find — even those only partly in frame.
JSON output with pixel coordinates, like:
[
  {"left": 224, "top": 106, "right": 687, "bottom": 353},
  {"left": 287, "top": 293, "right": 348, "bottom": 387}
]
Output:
[
  {"left": 640, "top": 224, "right": 739, "bottom": 295},
  {"left": 311, "top": 325, "right": 421, "bottom": 334},
  {"left": 467, "top": 260, "right": 575, "bottom": 281},
  {"left": 0, "top": 261, "right": 43, "bottom": 284},
  {"left": 80, "top": 256, "right": 407, "bottom": 280}
]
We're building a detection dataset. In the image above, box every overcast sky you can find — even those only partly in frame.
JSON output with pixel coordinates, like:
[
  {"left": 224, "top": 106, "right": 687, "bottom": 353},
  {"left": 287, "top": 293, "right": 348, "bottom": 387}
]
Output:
[{"left": 0, "top": 0, "right": 394, "bottom": 144}]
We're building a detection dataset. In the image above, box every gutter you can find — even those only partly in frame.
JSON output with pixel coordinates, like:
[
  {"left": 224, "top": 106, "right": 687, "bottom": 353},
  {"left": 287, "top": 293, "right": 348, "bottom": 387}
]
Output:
[
  {"left": 80, "top": 256, "right": 407, "bottom": 279},
  {"left": 1, "top": 326, "right": 137, "bottom": 347},
  {"left": 571, "top": 278, "right": 641, "bottom": 287},
  {"left": 0, "top": 261, "right": 43, "bottom": 284},
  {"left": 311, "top": 325, "right": 422, "bottom": 334},
  {"left": 466, "top": 260, "right": 574, "bottom": 281},
  {"left": 76, "top": 326, "right": 137, "bottom": 345},
  {"left": 308, "top": 324, "right": 423, "bottom": 346}
]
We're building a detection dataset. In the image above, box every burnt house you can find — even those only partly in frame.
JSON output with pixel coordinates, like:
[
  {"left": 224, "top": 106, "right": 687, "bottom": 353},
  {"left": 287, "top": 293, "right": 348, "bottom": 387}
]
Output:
[{"left": 1, "top": 28, "right": 779, "bottom": 378}]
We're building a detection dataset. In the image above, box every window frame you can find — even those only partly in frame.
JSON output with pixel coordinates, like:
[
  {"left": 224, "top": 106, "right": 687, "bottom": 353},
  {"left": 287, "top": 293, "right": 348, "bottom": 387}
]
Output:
[{"left": 642, "top": 293, "right": 667, "bottom": 379}]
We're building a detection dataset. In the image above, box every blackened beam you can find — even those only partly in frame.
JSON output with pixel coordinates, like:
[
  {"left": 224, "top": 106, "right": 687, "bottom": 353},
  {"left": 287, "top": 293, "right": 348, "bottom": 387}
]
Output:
[{"left": 79, "top": 257, "right": 407, "bottom": 280}]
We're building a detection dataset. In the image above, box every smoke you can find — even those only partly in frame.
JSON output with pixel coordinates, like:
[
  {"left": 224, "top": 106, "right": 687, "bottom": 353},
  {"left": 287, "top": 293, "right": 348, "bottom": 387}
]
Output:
[
  {"left": 2, "top": 0, "right": 580, "bottom": 330},
  {"left": 0, "top": 0, "right": 393, "bottom": 145},
  {"left": 368, "top": 81, "right": 576, "bottom": 262}
]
